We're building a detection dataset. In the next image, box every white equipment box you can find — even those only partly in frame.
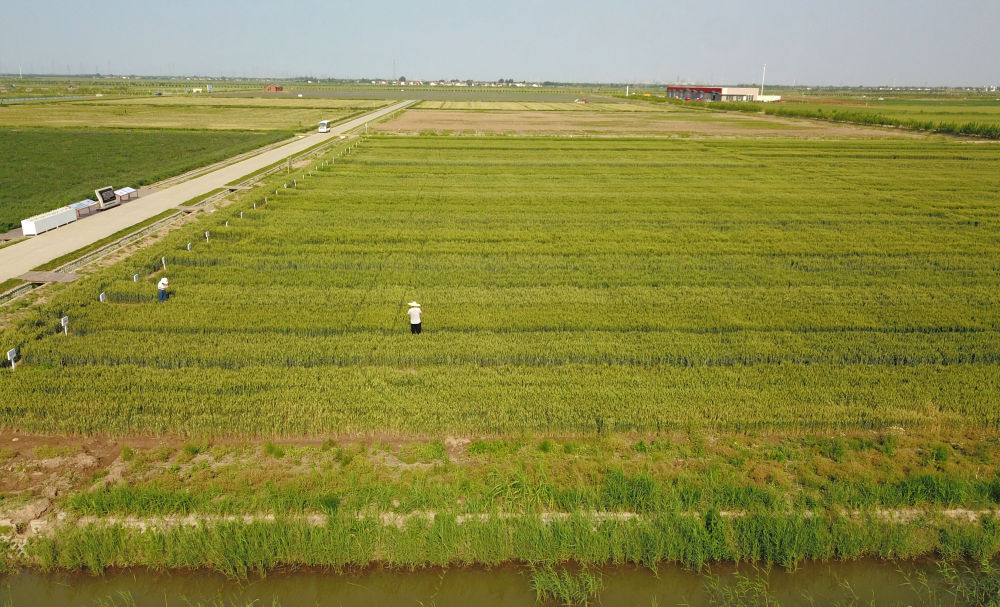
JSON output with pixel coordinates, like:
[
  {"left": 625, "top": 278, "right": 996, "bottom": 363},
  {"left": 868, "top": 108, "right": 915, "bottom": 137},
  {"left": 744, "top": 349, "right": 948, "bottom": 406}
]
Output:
[{"left": 21, "top": 206, "right": 78, "bottom": 235}]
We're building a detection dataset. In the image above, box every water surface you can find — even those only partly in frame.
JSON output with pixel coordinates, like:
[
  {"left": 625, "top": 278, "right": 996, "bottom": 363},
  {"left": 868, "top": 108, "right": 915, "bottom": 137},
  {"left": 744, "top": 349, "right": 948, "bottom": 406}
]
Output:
[{"left": 0, "top": 559, "right": 971, "bottom": 606}]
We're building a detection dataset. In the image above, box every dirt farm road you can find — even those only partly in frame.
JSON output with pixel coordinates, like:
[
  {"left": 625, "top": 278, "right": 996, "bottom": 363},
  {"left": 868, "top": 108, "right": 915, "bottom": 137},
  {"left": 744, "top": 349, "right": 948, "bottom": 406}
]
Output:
[{"left": 0, "top": 100, "right": 413, "bottom": 283}]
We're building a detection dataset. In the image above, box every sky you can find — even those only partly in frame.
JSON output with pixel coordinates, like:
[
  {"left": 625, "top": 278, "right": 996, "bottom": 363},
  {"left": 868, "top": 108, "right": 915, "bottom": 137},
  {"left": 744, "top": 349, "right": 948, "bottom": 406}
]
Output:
[{"left": 3, "top": 0, "right": 999, "bottom": 86}]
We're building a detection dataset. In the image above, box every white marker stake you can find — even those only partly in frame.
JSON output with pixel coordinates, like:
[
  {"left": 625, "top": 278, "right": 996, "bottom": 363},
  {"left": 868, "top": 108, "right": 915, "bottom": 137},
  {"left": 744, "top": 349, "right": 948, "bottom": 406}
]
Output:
[
  {"left": 187, "top": 243, "right": 192, "bottom": 251},
  {"left": 61, "top": 316, "right": 69, "bottom": 335},
  {"left": 253, "top": 202, "right": 257, "bottom": 209},
  {"left": 133, "top": 274, "right": 139, "bottom": 282},
  {"left": 6, "top": 348, "right": 16, "bottom": 371},
  {"left": 225, "top": 220, "right": 229, "bottom": 227},
  {"left": 240, "top": 211, "right": 243, "bottom": 219},
  {"left": 99, "top": 292, "right": 106, "bottom": 303},
  {"left": 205, "top": 231, "right": 210, "bottom": 242},
  {"left": 162, "top": 257, "right": 166, "bottom": 270}
]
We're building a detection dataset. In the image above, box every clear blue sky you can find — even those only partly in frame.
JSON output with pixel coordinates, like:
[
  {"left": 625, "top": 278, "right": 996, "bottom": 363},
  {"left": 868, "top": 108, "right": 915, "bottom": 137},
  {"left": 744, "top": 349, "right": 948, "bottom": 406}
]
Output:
[{"left": 3, "top": 0, "right": 998, "bottom": 86}]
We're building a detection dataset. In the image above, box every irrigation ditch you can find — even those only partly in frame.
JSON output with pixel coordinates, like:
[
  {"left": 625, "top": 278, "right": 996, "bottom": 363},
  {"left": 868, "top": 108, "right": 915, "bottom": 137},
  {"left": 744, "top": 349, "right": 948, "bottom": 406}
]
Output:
[{"left": 3, "top": 559, "right": 992, "bottom": 607}]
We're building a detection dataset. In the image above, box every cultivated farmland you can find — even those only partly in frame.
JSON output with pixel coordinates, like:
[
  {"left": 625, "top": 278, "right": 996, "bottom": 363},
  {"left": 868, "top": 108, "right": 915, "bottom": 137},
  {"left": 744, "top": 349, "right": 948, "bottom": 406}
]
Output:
[
  {"left": 100, "top": 97, "right": 389, "bottom": 110},
  {"left": 0, "top": 99, "right": 382, "bottom": 131},
  {"left": 780, "top": 95, "right": 1000, "bottom": 126},
  {"left": 3, "top": 111, "right": 1000, "bottom": 588},
  {"left": 380, "top": 108, "right": 915, "bottom": 137},
  {"left": 412, "top": 100, "right": 659, "bottom": 111},
  {"left": 3, "top": 136, "right": 998, "bottom": 435}
]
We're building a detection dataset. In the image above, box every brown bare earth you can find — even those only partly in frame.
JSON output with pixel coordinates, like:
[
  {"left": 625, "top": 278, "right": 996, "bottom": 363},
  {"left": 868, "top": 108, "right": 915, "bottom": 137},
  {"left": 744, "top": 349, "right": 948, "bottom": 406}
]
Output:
[
  {"left": 0, "top": 430, "right": 468, "bottom": 497},
  {"left": 378, "top": 109, "right": 920, "bottom": 138}
]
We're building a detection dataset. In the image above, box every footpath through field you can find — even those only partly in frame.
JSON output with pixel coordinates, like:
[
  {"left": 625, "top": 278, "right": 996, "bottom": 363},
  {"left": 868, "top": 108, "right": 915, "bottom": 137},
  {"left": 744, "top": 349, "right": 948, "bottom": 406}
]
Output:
[{"left": 0, "top": 100, "right": 413, "bottom": 283}]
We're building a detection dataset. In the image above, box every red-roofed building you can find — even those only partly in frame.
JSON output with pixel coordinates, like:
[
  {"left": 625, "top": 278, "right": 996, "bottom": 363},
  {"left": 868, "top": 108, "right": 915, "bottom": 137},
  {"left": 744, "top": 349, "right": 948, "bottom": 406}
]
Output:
[{"left": 667, "top": 86, "right": 759, "bottom": 102}]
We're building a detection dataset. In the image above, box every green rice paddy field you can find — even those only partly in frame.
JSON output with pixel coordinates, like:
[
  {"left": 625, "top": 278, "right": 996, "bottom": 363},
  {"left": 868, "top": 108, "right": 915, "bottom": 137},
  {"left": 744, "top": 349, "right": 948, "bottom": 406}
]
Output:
[
  {"left": 3, "top": 135, "right": 999, "bottom": 435},
  {"left": 3, "top": 128, "right": 1000, "bottom": 581}
]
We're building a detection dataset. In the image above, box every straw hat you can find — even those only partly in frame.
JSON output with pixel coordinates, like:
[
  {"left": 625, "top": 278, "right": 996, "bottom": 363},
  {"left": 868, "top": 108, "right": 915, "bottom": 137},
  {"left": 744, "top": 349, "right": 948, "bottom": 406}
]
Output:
[
  {"left": 160, "top": 277, "right": 169, "bottom": 285},
  {"left": 407, "top": 301, "right": 420, "bottom": 307}
]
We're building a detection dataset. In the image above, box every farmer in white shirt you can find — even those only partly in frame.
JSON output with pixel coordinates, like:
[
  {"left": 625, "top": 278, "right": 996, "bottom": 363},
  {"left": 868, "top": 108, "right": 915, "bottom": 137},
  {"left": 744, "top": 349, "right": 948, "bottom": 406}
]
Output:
[
  {"left": 157, "top": 277, "right": 169, "bottom": 303},
  {"left": 406, "top": 301, "right": 422, "bottom": 334}
]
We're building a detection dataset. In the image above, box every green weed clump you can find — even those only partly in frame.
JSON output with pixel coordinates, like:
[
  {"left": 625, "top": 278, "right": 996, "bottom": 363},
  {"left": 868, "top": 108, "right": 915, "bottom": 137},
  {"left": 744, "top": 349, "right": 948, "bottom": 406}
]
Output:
[
  {"left": 23, "top": 511, "right": 1000, "bottom": 577},
  {"left": 263, "top": 442, "right": 285, "bottom": 459},
  {"left": 67, "top": 487, "right": 213, "bottom": 516},
  {"left": 530, "top": 565, "right": 604, "bottom": 606}
]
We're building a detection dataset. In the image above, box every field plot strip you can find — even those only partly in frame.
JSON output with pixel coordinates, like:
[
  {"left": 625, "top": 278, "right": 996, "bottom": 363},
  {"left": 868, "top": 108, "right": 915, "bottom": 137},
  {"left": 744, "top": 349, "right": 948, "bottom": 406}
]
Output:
[{"left": 0, "top": 100, "right": 413, "bottom": 283}]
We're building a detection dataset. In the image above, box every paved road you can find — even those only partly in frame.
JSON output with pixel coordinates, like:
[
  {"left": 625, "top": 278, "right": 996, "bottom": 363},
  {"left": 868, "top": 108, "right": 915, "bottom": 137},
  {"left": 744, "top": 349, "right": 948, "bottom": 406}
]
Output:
[{"left": 0, "top": 100, "right": 412, "bottom": 283}]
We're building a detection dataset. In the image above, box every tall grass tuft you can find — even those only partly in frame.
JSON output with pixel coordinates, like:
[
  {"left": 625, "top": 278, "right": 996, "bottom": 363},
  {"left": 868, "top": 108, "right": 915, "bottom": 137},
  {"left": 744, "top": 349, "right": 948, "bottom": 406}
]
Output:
[{"left": 530, "top": 565, "right": 603, "bottom": 606}]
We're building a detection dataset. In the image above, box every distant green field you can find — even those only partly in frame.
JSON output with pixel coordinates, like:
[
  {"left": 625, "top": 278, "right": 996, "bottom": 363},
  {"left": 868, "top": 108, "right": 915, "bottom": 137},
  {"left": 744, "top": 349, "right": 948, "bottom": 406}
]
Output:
[
  {"left": 0, "top": 101, "right": 370, "bottom": 131},
  {"left": 785, "top": 98, "right": 1000, "bottom": 126},
  {"left": 413, "top": 100, "right": 659, "bottom": 111},
  {"left": 0, "top": 127, "right": 290, "bottom": 232},
  {"left": 101, "top": 96, "right": 388, "bottom": 110}
]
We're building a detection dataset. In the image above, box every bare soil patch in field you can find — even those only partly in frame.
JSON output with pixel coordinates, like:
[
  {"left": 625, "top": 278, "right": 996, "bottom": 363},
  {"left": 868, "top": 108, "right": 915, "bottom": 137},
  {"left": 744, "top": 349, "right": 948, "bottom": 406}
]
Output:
[{"left": 379, "top": 109, "right": 919, "bottom": 138}]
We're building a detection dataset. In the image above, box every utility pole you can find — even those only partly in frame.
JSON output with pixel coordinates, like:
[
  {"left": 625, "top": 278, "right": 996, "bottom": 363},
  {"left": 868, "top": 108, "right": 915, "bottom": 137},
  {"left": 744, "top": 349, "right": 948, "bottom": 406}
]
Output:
[{"left": 761, "top": 64, "right": 767, "bottom": 97}]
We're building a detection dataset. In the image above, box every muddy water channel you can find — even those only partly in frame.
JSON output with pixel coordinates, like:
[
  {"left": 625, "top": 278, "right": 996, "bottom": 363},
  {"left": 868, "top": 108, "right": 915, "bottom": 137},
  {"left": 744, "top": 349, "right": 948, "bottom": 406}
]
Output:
[{"left": 0, "top": 560, "right": 984, "bottom": 606}]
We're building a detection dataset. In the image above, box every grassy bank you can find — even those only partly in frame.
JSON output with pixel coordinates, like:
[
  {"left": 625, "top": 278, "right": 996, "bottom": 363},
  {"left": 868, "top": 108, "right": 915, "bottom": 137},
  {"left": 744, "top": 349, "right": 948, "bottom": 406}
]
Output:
[
  {"left": 3, "top": 431, "right": 1000, "bottom": 579},
  {"left": 24, "top": 513, "right": 1000, "bottom": 577}
]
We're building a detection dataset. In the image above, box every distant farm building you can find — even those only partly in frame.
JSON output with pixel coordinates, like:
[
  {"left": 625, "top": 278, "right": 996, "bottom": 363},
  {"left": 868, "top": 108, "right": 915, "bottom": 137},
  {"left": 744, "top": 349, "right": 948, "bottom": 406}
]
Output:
[
  {"left": 264, "top": 84, "right": 284, "bottom": 93},
  {"left": 666, "top": 86, "right": 780, "bottom": 102}
]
